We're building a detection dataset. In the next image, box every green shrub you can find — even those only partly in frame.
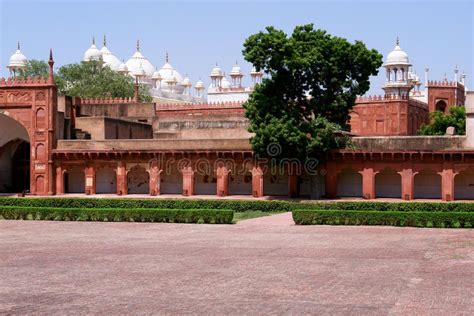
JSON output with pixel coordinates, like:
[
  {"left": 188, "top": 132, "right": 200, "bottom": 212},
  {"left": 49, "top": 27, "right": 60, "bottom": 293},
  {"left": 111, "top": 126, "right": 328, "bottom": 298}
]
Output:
[
  {"left": 294, "top": 201, "right": 474, "bottom": 212},
  {"left": 0, "top": 206, "right": 233, "bottom": 224},
  {"left": 292, "top": 209, "right": 474, "bottom": 228},
  {"left": 0, "top": 198, "right": 291, "bottom": 213}
]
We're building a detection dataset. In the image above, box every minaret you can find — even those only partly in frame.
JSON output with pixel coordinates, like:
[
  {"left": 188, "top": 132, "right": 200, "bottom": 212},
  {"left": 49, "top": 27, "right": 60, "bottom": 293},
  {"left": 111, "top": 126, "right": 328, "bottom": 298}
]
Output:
[
  {"left": 454, "top": 65, "right": 459, "bottom": 82},
  {"left": 48, "top": 49, "right": 54, "bottom": 84},
  {"left": 230, "top": 61, "right": 243, "bottom": 87},
  {"left": 382, "top": 37, "right": 413, "bottom": 97},
  {"left": 425, "top": 68, "right": 429, "bottom": 89}
]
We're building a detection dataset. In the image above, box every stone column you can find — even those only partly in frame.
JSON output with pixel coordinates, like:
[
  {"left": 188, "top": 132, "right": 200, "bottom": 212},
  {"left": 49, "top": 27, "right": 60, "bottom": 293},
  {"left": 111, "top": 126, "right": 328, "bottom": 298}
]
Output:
[
  {"left": 252, "top": 166, "right": 264, "bottom": 198},
  {"left": 325, "top": 162, "right": 338, "bottom": 198},
  {"left": 55, "top": 165, "right": 64, "bottom": 195},
  {"left": 149, "top": 160, "right": 162, "bottom": 196},
  {"left": 400, "top": 163, "right": 414, "bottom": 200},
  {"left": 361, "top": 163, "right": 375, "bottom": 200},
  {"left": 216, "top": 165, "right": 230, "bottom": 197},
  {"left": 116, "top": 161, "right": 127, "bottom": 195},
  {"left": 288, "top": 174, "right": 298, "bottom": 198},
  {"left": 181, "top": 166, "right": 195, "bottom": 196},
  {"left": 441, "top": 164, "right": 455, "bottom": 201},
  {"left": 84, "top": 165, "right": 96, "bottom": 195}
]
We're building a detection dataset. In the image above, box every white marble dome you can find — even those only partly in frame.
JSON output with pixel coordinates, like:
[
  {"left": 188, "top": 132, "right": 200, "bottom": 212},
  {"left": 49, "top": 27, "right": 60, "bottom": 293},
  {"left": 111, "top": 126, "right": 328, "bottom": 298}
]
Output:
[
  {"left": 230, "top": 63, "right": 242, "bottom": 76},
  {"left": 100, "top": 43, "right": 121, "bottom": 71},
  {"left": 83, "top": 38, "right": 102, "bottom": 62},
  {"left": 221, "top": 76, "right": 231, "bottom": 89},
  {"left": 8, "top": 43, "right": 27, "bottom": 69},
  {"left": 195, "top": 79, "right": 205, "bottom": 89},
  {"left": 385, "top": 39, "right": 410, "bottom": 66},
  {"left": 157, "top": 62, "right": 184, "bottom": 91},
  {"left": 210, "top": 64, "right": 222, "bottom": 77},
  {"left": 182, "top": 76, "right": 192, "bottom": 87},
  {"left": 118, "top": 60, "right": 128, "bottom": 74},
  {"left": 126, "top": 41, "right": 155, "bottom": 78}
]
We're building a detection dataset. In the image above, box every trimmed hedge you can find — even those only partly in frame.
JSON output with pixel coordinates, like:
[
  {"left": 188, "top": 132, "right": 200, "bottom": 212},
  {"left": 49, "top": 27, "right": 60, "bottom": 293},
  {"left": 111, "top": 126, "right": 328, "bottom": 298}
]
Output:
[
  {"left": 3, "top": 198, "right": 474, "bottom": 214},
  {"left": 0, "top": 198, "right": 290, "bottom": 213},
  {"left": 292, "top": 210, "right": 474, "bottom": 228},
  {"left": 0, "top": 206, "right": 233, "bottom": 224},
  {"left": 295, "top": 201, "right": 474, "bottom": 212}
]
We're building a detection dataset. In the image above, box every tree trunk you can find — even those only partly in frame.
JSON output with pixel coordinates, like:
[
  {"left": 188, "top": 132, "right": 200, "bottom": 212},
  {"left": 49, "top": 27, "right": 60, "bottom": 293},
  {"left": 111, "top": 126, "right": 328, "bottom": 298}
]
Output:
[{"left": 310, "top": 174, "right": 322, "bottom": 200}]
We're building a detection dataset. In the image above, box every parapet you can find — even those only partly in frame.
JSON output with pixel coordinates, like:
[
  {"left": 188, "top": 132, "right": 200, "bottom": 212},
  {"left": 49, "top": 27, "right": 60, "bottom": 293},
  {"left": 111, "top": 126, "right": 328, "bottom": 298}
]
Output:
[
  {"left": 0, "top": 77, "right": 50, "bottom": 87},
  {"left": 155, "top": 101, "right": 245, "bottom": 111},
  {"left": 427, "top": 80, "right": 464, "bottom": 88},
  {"left": 80, "top": 97, "right": 136, "bottom": 105}
]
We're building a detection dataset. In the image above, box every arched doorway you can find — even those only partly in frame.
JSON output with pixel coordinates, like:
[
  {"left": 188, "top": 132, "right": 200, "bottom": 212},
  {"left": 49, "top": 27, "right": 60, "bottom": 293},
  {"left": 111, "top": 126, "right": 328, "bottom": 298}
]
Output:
[
  {"left": 161, "top": 162, "right": 182, "bottom": 194},
  {"left": 0, "top": 114, "right": 30, "bottom": 193},
  {"left": 127, "top": 165, "right": 149, "bottom": 194},
  {"left": 435, "top": 100, "right": 447, "bottom": 113},
  {"left": 96, "top": 167, "right": 116, "bottom": 194},
  {"left": 375, "top": 168, "right": 401, "bottom": 198},
  {"left": 65, "top": 166, "right": 85, "bottom": 193},
  {"left": 454, "top": 168, "right": 474, "bottom": 200},
  {"left": 414, "top": 170, "right": 441, "bottom": 199},
  {"left": 337, "top": 168, "right": 362, "bottom": 198}
]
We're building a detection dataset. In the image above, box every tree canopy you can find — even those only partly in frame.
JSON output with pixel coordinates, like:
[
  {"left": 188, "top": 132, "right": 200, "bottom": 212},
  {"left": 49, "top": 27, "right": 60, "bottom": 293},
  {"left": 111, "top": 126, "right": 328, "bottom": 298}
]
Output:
[
  {"left": 18, "top": 59, "right": 152, "bottom": 102},
  {"left": 18, "top": 59, "right": 49, "bottom": 79},
  {"left": 418, "top": 106, "right": 465, "bottom": 135},
  {"left": 242, "top": 24, "right": 383, "bottom": 163}
]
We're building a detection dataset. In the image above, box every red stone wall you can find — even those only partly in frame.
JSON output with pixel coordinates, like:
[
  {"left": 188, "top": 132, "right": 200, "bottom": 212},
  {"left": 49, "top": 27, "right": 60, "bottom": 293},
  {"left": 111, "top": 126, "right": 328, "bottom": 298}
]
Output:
[
  {"left": 427, "top": 81, "right": 465, "bottom": 113},
  {"left": 349, "top": 97, "right": 428, "bottom": 136},
  {"left": 0, "top": 78, "right": 57, "bottom": 195}
]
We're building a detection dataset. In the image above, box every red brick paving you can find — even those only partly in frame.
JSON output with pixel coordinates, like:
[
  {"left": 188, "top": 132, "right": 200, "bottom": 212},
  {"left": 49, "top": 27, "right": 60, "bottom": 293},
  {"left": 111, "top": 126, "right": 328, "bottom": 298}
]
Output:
[{"left": 1, "top": 213, "right": 473, "bottom": 314}]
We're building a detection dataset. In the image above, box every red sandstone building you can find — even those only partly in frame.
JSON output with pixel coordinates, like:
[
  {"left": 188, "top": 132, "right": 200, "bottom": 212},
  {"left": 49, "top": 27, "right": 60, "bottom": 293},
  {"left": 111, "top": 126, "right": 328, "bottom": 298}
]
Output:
[{"left": 0, "top": 41, "right": 472, "bottom": 201}]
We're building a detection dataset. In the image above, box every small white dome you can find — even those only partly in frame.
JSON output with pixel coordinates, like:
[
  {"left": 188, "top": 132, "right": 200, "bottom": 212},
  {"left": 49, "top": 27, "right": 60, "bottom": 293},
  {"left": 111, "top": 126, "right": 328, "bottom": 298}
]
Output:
[
  {"left": 195, "top": 79, "right": 204, "bottom": 89},
  {"left": 152, "top": 68, "right": 162, "bottom": 80},
  {"left": 210, "top": 64, "right": 222, "bottom": 77},
  {"left": 166, "top": 75, "right": 177, "bottom": 84},
  {"left": 118, "top": 60, "right": 128, "bottom": 74},
  {"left": 83, "top": 38, "right": 102, "bottom": 62},
  {"left": 8, "top": 43, "right": 27, "bottom": 69},
  {"left": 385, "top": 38, "right": 410, "bottom": 66},
  {"left": 230, "top": 62, "right": 242, "bottom": 77},
  {"left": 125, "top": 40, "right": 155, "bottom": 77},
  {"left": 133, "top": 63, "right": 146, "bottom": 78},
  {"left": 157, "top": 54, "right": 184, "bottom": 93},
  {"left": 182, "top": 76, "right": 192, "bottom": 87},
  {"left": 221, "top": 76, "right": 231, "bottom": 89}
]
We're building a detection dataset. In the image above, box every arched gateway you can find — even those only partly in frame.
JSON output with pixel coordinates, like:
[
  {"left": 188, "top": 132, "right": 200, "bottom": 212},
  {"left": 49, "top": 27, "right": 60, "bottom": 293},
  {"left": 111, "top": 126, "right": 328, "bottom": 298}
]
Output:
[{"left": 0, "top": 51, "right": 56, "bottom": 195}]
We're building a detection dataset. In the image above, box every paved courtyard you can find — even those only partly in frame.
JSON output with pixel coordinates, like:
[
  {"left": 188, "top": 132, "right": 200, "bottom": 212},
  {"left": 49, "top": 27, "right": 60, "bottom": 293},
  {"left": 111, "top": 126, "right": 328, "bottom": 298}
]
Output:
[{"left": 1, "top": 213, "right": 473, "bottom": 315}]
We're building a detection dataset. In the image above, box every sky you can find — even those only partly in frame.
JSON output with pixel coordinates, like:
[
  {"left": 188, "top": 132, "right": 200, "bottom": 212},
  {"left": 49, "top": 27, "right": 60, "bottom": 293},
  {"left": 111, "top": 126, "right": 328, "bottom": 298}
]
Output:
[{"left": 0, "top": 0, "right": 473, "bottom": 95}]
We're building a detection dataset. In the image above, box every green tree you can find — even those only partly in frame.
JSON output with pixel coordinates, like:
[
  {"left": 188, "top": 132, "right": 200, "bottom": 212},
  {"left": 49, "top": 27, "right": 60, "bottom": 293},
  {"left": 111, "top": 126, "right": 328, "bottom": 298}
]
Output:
[
  {"left": 55, "top": 60, "right": 152, "bottom": 102},
  {"left": 242, "top": 24, "right": 383, "bottom": 198},
  {"left": 17, "top": 59, "right": 49, "bottom": 79},
  {"left": 418, "top": 106, "right": 465, "bottom": 135}
]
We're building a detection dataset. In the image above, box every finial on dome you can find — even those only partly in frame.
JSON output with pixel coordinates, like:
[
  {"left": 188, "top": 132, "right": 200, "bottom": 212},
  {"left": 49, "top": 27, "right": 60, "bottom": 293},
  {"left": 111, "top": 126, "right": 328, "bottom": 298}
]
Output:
[
  {"left": 103, "top": 34, "right": 107, "bottom": 47},
  {"left": 136, "top": 39, "right": 140, "bottom": 51},
  {"left": 166, "top": 51, "right": 169, "bottom": 63},
  {"left": 396, "top": 36, "right": 399, "bottom": 46},
  {"left": 17, "top": 42, "right": 20, "bottom": 50},
  {"left": 92, "top": 37, "right": 95, "bottom": 45}
]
